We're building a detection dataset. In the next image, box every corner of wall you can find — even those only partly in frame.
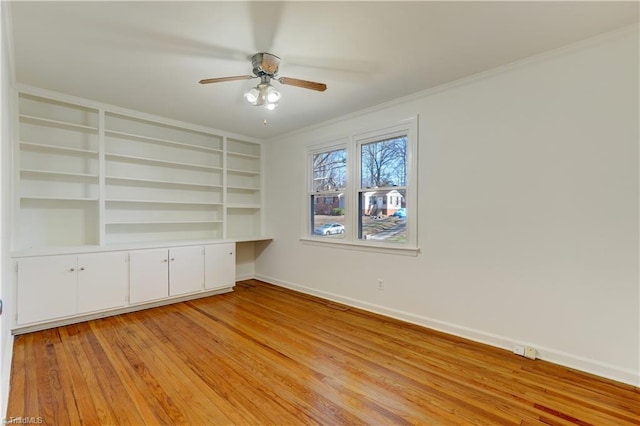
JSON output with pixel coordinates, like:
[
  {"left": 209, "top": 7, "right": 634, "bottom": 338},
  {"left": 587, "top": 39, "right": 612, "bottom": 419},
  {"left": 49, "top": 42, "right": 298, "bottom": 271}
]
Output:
[{"left": 1, "top": 0, "right": 16, "bottom": 418}]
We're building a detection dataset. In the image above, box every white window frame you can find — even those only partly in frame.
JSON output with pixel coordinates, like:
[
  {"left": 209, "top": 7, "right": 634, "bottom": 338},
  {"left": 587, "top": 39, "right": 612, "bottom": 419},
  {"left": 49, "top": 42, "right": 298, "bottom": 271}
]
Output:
[
  {"left": 305, "top": 139, "right": 349, "bottom": 239},
  {"left": 302, "top": 117, "right": 419, "bottom": 255}
]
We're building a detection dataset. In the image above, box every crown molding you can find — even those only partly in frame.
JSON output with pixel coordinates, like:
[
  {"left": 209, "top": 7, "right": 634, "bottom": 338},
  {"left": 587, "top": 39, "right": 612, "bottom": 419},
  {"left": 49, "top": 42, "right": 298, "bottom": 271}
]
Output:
[{"left": 269, "top": 23, "right": 639, "bottom": 142}]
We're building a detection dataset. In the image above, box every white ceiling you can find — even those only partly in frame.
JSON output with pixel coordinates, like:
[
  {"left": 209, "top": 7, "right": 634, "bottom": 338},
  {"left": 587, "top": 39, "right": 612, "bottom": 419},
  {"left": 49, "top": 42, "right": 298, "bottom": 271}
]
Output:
[{"left": 9, "top": 1, "right": 639, "bottom": 139}]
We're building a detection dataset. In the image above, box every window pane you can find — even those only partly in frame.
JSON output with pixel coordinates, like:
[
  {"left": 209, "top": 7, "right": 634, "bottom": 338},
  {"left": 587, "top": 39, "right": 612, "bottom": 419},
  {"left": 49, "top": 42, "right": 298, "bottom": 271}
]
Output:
[
  {"left": 361, "top": 136, "right": 407, "bottom": 188},
  {"left": 311, "top": 195, "right": 345, "bottom": 237},
  {"left": 359, "top": 189, "right": 406, "bottom": 243},
  {"left": 313, "top": 149, "right": 346, "bottom": 192}
]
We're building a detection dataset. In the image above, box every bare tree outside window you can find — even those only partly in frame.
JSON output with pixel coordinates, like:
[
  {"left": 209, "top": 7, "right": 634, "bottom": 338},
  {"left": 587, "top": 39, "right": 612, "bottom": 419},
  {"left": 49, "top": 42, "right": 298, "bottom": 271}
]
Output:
[
  {"left": 361, "top": 136, "right": 407, "bottom": 188},
  {"left": 313, "top": 149, "right": 346, "bottom": 192}
]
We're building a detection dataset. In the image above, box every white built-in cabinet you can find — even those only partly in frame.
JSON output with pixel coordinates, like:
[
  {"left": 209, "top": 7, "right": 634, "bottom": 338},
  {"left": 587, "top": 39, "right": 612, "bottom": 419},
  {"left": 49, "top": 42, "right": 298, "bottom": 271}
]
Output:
[
  {"left": 12, "top": 86, "right": 267, "bottom": 332},
  {"left": 129, "top": 246, "right": 205, "bottom": 304},
  {"left": 204, "top": 244, "right": 236, "bottom": 290},
  {"left": 168, "top": 246, "right": 205, "bottom": 297},
  {"left": 77, "top": 251, "right": 129, "bottom": 313},
  {"left": 14, "top": 89, "right": 264, "bottom": 249},
  {"left": 129, "top": 248, "right": 170, "bottom": 304},
  {"left": 16, "top": 251, "right": 128, "bottom": 325},
  {"left": 16, "top": 255, "right": 79, "bottom": 325},
  {"left": 14, "top": 242, "right": 236, "bottom": 330}
]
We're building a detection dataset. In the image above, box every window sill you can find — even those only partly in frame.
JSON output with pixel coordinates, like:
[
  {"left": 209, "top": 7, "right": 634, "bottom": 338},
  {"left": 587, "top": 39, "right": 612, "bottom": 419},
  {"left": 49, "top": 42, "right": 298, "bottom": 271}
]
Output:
[{"left": 299, "top": 236, "right": 420, "bottom": 256}]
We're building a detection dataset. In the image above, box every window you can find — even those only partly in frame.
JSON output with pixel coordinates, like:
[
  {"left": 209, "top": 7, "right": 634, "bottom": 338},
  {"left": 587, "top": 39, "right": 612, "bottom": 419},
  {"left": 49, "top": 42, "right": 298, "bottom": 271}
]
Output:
[
  {"left": 310, "top": 146, "right": 346, "bottom": 238},
  {"left": 358, "top": 135, "right": 407, "bottom": 242},
  {"left": 306, "top": 117, "right": 417, "bottom": 252}
]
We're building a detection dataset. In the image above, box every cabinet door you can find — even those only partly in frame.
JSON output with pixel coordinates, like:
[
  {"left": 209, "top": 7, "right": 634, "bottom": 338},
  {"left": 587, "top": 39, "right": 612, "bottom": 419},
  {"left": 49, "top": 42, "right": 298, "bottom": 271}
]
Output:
[
  {"left": 204, "top": 243, "right": 236, "bottom": 290},
  {"left": 77, "top": 251, "right": 128, "bottom": 313},
  {"left": 129, "top": 249, "right": 169, "bottom": 304},
  {"left": 17, "top": 255, "right": 78, "bottom": 325},
  {"left": 169, "top": 246, "right": 204, "bottom": 296}
]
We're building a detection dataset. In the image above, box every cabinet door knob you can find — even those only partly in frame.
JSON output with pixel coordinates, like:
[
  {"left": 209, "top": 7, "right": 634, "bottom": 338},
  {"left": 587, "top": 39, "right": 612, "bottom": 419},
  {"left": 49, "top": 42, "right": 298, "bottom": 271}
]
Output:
[
  {"left": 70, "top": 268, "right": 75, "bottom": 272},
  {"left": 162, "top": 259, "right": 168, "bottom": 263},
  {"left": 171, "top": 258, "right": 175, "bottom": 261},
  {"left": 80, "top": 267, "right": 85, "bottom": 271}
]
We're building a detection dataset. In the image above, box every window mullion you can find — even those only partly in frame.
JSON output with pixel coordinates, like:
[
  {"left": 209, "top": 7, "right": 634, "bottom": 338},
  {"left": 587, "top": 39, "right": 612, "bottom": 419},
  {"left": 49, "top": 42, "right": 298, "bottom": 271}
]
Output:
[{"left": 346, "top": 136, "right": 357, "bottom": 241}]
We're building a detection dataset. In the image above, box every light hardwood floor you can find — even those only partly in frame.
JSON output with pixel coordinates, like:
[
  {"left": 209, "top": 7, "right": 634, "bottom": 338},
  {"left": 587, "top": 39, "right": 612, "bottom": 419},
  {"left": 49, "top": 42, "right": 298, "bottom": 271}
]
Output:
[{"left": 7, "top": 280, "right": 640, "bottom": 425}]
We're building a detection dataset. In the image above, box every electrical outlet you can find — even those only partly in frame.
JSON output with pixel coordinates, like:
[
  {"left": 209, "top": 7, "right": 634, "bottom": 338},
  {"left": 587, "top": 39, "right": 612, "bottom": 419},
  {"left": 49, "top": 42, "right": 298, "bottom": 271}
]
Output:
[
  {"left": 513, "top": 344, "right": 525, "bottom": 356},
  {"left": 377, "top": 279, "right": 383, "bottom": 290},
  {"left": 525, "top": 346, "right": 536, "bottom": 360}
]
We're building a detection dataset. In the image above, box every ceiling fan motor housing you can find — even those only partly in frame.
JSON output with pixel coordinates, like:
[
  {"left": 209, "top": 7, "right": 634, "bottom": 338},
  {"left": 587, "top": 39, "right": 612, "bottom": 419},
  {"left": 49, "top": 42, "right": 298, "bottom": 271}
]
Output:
[{"left": 252, "top": 52, "right": 280, "bottom": 77}]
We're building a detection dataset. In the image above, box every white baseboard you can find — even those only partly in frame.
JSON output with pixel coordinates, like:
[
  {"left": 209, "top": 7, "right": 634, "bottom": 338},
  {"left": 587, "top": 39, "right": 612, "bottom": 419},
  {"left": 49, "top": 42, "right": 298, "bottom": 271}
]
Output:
[
  {"left": 255, "top": 273, "right": 639, "bottom": 387},
  {"left": 236, "top": 273, "right": 255, "bottom": 282}
]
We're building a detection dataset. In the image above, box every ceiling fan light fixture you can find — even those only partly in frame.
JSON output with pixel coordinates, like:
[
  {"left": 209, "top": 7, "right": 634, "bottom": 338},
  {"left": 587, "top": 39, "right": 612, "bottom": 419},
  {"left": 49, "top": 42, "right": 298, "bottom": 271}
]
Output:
[
  {"left": 265, "top": 85, "right": 281, "bottom": 103},
  {"left": 244, "top": 87, "right": 260, "bottom": 105},
  {"left": 245, "top": 82, "right": 280, "bottom": 108}
]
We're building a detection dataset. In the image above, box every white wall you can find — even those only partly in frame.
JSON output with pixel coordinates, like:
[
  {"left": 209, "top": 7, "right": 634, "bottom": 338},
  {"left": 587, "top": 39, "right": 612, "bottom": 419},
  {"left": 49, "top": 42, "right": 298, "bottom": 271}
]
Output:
[
  {"left": 0, "top": 2, "right": 15, "bottom": 417},
  {"left": 235, "top": 242, "right": 256, "bottom": 281},
  {"left": 257, "top": 27, "right": 639, "bottom": 385}
]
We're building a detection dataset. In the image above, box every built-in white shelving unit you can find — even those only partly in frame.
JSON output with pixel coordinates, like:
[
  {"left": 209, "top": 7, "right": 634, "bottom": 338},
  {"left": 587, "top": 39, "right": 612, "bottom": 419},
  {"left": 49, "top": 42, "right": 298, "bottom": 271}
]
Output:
[
  {"left": 103, "top": 111, "right": 226, "bottom": 245},
  {"left": 14, "top": 88, "right": 265, "bottom": 251},
  {"left": 12, "top": 87, "right": 268, "bottom": 333},
  {"left": 225, "top": 138, "right": 262, "bottom": 238},
  {"left": 16, "top": 92, "right": 100, "bottom": 248}
]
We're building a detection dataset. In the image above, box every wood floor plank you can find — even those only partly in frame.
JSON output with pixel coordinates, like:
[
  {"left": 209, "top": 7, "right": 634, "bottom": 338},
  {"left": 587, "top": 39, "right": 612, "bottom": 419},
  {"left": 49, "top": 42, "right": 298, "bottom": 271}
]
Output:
[
  {"left": 191, "top": 292, "right": 517, "bottom": 424},
  {"left": 235, "top": 281, "right": 640, "bottom": 425},
  {"left": 7, "top": 280, "right": 640, "bottom": 425},
  {"left": 165, "top": 305, "right": 356, "bottom": 425},
  {"left": 57, "top": 326, "right": 116, "bottom": 425},
  {"left": 136, "top": 307, "right": 289, "bottom": 426},
  {"left": 7, "top": 334, "right": 26, "bottom": 418},
  {"left": 212, "top": 287, "right": 552, "bottom": 424},
  {"left": 114, "top": 314, "right": 236, "bottom": 425},
  {"left": 88, "top": 318, "right": 182, "bottom": 424}
]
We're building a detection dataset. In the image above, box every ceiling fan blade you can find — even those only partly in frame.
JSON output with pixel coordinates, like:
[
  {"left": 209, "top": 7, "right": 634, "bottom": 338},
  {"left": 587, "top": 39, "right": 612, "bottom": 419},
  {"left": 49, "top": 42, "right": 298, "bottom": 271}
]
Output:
[
  {"left": 277, "top": 77, "right": 327, "bottom": 92},
  {"left": 199, "top": 75, "right": 255, "bottom": 84}
]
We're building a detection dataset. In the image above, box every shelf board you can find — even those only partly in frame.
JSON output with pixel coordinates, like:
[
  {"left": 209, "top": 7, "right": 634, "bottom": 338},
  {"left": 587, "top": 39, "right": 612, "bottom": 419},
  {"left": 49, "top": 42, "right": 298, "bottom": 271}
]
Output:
[
  {"left": 105, "top": 199, "right": 223, "bottom": 206},
  {"left": 20, "top": 196, "right": 99, "bottom": 202},
  {"left": 20, "top": 141, "right": 99, "bottom": 157},
  {"left": 227, "top": 151, "right": 260, "bottom": 159},
  {"left": 227, "top": 186, "right": 260, "bottom": 191},
  {"left": 21, "top": 169, "right": 99, "bottom": 180},
  {"left": 105, "top": 220, "right": 223, "bottom": 225},
  {"left": 105, "top": 130, "right": 223, "bottom": 153},
  {"left": 105, "top": 153, "right": 222, "bottom": 171},
  {"left": 105, "top": 176, "right": 222, "bottom": 189},
  {"left": 19, "top": 114, "right": 98, "bottom": 133},
  {"left": 226, "top": 168, "right": 261, "bottom": 176},
  {"left": 226, "top": 203, "right": 261, "bottom": 209}
]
